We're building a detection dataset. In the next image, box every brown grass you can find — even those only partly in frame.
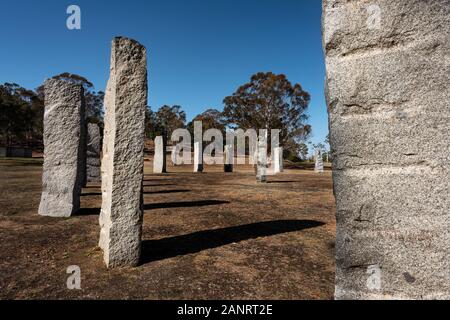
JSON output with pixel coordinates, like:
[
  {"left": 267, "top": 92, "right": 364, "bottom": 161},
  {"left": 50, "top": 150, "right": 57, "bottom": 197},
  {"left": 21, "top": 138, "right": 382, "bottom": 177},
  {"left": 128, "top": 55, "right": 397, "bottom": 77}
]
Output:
[{"left": 0, "top": 157, "right": 336, "bottom": 300}]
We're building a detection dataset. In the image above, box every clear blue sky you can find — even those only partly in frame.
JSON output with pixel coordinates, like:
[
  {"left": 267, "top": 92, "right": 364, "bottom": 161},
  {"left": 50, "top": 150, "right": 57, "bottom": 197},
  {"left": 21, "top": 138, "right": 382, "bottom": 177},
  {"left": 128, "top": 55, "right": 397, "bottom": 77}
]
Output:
[{"left": 0, "top": 0, "right": 328, "bottom": 146}]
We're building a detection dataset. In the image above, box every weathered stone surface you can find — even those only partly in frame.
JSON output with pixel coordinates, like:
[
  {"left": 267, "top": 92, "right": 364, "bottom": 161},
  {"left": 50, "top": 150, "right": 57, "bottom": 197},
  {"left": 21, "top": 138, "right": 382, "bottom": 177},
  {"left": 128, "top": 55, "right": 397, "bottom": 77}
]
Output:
[
  {"left": 153, "top": 136, "right": 166, "bottom": 174},
  {"left": 273, "top": 147, "right": 283, "bottom": 173},
  {"left": 224, "top": 145, "right": 233, "bottom": 172},
  {"left": 38, "top": 78, "right": 86, "bottom": 217},
  {"left": 315, "top": 149, "right": 324, "bottom": 173},
  {"left": 256, "top": 137, "right": 267, "bottom": 183},
  {"left": 323, "top": 0, "right": 450, "bottom": 299},
  {"left": 99, "top": 37, "right": 147, "bottom": 268},
  {"left": 86, "top": 123, "right": 101, "bottom": 182},
  {"left": 193, "top": 142, "right": 203, "bottom": 172}
]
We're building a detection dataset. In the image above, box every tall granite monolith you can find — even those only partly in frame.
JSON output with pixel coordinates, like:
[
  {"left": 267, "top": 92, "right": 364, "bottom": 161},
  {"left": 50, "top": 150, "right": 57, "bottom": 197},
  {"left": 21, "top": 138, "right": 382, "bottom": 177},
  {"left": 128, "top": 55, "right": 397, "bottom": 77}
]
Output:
[
  {"left": 38, "top": 78, "right": 86, "bottom": 217},
  {"left": 99, "top": 37, "right": 147, "bottom": 268},
  {"left": 153, "top": 136, "right": 166, "bottom": 174},
  {"left": 86, "top": 123, "right": 101, "bottom": 183},
  {"left": 314, "top": 149, "right": 324, "bottom": 173},
  {"left": 256, "top": 136, "right": 267, "bottom": 183},
  {"left": 323, "top": 0, "right": 450, "bottom": 299},
  {"left": 224, "top": 145, "right": 233, "bottom": 172}
]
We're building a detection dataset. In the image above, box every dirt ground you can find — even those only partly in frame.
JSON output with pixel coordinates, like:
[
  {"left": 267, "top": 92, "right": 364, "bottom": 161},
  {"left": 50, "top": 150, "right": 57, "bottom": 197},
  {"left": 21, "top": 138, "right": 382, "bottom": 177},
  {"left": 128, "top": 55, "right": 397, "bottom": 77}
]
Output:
[{"left": 0, "top": 157, "right": 336, "bottom": 300}]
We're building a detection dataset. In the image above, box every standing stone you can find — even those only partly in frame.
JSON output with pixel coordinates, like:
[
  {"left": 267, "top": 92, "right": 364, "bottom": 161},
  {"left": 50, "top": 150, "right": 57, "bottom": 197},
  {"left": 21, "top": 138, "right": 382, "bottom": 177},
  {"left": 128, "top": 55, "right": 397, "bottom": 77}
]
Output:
[
  {"left": 99, "top": 37, "right": 147, "bottom": 268},
  {"left": 193, "top": 142, "right": 203, "bottom": 172},
  {"left": 86, "top": 123, "right": 101, "bottom": 183},
  {"left": 273, "top": 147, "right": 284, "bottom": 173},
  {"left": 314, "top": 149, "right": 324, "bottom": 173},
  {"left": 153, "top": 136, "right": 166, "bottom": 174},
  {"left": 278, "top": 147, "right": 284, "bottom": 172},
  {"left": 224, "top": 145, "right": 233, "bottom": 173},
  {"left": 80, "top": 123, "right": 88, "bottom": 188},
  {"left": 256, "top": 136, "right": 267, "bottom": 183},
  {"left": 323, "top": 0, "right": 450, "bottom": 299},
  {"left": 38, "top": 78, "right": 86, "bottom": 217}
]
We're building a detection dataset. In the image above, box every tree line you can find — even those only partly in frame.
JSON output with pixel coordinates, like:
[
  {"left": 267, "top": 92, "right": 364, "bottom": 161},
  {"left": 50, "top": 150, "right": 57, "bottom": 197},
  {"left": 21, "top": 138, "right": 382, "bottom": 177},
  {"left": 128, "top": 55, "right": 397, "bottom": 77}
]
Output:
[
  {"left": 0, "top": 73, "right": 104, "bottom": 151},
  {"left": 1, "top": 72, "right": 314, "bottom": 160}
]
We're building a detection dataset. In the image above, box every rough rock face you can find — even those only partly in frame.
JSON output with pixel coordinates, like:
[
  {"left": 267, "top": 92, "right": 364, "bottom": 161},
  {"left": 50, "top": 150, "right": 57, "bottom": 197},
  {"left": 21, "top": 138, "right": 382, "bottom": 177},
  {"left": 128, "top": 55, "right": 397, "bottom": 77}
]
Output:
[
  {"left": 224, "top": 145, "right": 233, "bottom": 172},
  {"left": 86, "top": 123, "right": 101, "bottom": 182},
  {"left": 153, "top": 136, "right": 166, "bottom": 174},
  {"left": 193, "top": 142, "right": 203, "bottom": 172},
  {"left": 99, "top": 37, "right": 147, "bottom": 268},
  {"left": 38, "top": 78, "right": 86, "bottom": 217},
  {"left": 323, "top": 0, "right": 450, "bottom": 299},
  {"left": 315, "top": 150, "right": 324, "bottom": 173}
]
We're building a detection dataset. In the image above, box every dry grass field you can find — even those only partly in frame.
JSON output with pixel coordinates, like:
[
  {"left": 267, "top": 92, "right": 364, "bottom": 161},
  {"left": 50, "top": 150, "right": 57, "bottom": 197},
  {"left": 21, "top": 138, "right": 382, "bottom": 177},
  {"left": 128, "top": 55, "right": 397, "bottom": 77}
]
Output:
[{"left": 0, "top": 157, "right": 336, "bottom": 299}]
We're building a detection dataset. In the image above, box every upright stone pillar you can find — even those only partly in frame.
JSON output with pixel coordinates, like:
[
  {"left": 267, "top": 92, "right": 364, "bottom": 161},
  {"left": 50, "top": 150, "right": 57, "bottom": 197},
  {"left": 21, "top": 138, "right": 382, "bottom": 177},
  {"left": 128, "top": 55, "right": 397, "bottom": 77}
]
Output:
[
  {"left": 273, "top": 147, "right": 283, "bottom": 173},
  {"left": 193, "top": 142, "right": 203, "bottom": 172},
  {"left": 86, "top": 123, "right": 101, "bottom": 183},
  {"left": 99, "top": 37, "right": 147, "bottom": 268},
  {"left": 38, "top": 78, "right": 86, "bottom": 217},
  {"left": 323, "top": 0, "right": 450, "bottom": 299},
  {"left": 278, "top": 147, "right": 284, "bottom": 173},
  {"left": 256, "top": 136, "right": 267, "bottom": 183},
  {"left": 224, "top": 145, "right": 233, "bottom": 172},
  {"left": 80, "top": 123, "right": 88, "bottom": 188},
  {"left": 153, "top": 136, "right": 166, "bottom": 174},
  {"left": 314, "top": 149, "right": 324, "bottom": 173}
]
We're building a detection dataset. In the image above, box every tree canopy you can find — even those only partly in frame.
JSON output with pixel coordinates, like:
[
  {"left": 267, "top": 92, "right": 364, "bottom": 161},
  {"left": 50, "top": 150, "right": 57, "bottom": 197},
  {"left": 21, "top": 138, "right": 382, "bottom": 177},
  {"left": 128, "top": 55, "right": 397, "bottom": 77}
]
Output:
[
  {"left": 223, "top": 72, "right": 311, "bottom": 153},
  {"left": 0, "top": 74, "right": 104, "bottom": 150},
  {"left": 187, "top": 108, "right": 226, "bottom": 134},
  {"left": 1, "top": 71, "right": 315, "bottom": 157},
  {"left": 0, "top": 83, "right": 44, "bottom": 149},
  {"left": 145, "top": 105, "right": 187, "bottom": 142}
]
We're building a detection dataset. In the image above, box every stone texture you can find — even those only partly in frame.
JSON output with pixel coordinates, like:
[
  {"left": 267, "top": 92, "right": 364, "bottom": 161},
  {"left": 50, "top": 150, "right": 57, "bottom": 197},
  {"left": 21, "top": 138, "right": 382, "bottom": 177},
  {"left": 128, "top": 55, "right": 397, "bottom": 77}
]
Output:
[
  {"left": 99, "top": 37, "right": 147, "bottom": 268},
  {"left": 224, "top": 145, "right": 233, "bottom": 172},
  {"left": 80, "top": 125, "right": 87, "bottom": 188},
  {"left": 38, "top": 78, "right": 86, "bottom": 217},
  {"left": 323, "top": 0, "right": 450, "bottom": 299},
  {"left": 86, "top": 123, "right": 101, "bottom": 183},
  {"left": 256, "top": 136, "right": 267, "bottom": 183},
  {"left": 193, "top": 142, "right": 203, "bottom": 172},
  {"left": 273, "top": 147, "right": 283, "bottom": 174},
  {"left": 315, "top": 149, "right": 324, "bottom": 173},
  {"left": 153, "top": 136, "right": 166, "bottom": 174}
]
